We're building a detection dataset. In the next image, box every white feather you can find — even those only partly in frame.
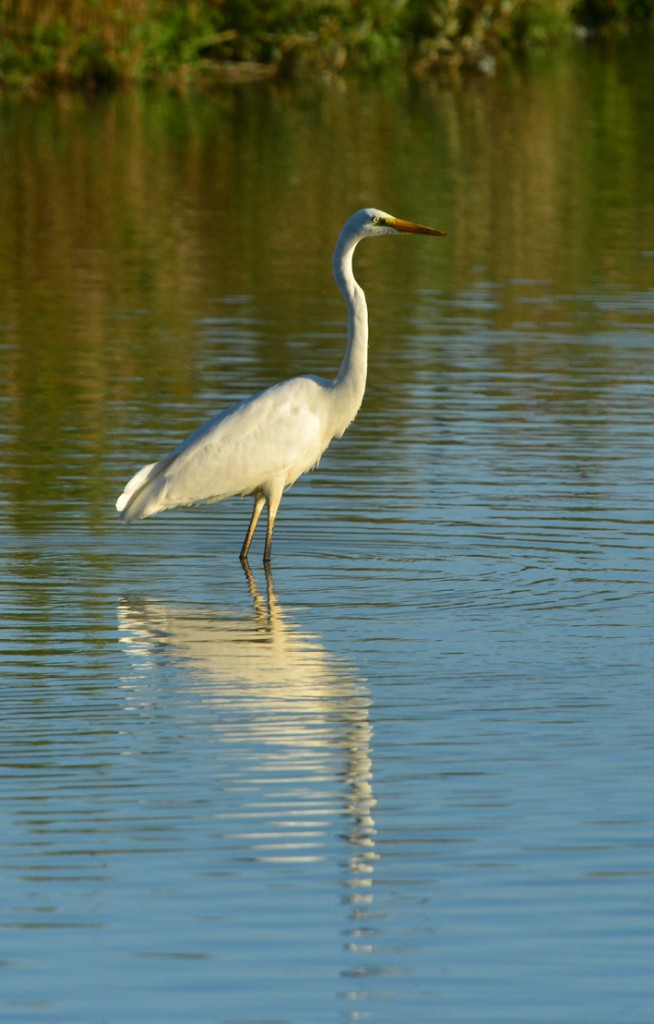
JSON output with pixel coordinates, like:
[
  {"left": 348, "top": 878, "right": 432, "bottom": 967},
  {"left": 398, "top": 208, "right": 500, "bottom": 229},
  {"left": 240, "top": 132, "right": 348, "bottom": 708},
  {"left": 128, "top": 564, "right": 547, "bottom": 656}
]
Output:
[{"left": 115, "top": 207, "right": 443, "bottom": 561}]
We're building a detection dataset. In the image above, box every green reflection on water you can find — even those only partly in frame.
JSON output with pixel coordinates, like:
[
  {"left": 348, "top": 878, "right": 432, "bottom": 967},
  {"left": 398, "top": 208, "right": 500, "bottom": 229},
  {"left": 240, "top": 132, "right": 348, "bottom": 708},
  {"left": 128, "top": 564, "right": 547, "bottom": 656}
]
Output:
[{"left": 0, "top": 37, "right": 652, "bottom": 536}]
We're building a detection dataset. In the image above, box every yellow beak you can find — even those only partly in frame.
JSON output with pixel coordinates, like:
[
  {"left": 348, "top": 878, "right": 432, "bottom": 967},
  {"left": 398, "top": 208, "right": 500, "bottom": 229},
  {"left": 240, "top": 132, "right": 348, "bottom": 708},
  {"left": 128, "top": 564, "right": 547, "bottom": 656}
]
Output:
[{"left": 388, "top": 216, "right": 446, "bottom": 237}]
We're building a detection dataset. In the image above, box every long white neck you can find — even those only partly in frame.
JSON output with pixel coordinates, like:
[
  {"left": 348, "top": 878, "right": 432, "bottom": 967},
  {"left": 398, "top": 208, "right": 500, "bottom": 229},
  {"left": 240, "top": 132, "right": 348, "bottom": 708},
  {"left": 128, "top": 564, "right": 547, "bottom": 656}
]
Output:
[{"left": 331, "top": 228, "right": 368, "bottom": 429}]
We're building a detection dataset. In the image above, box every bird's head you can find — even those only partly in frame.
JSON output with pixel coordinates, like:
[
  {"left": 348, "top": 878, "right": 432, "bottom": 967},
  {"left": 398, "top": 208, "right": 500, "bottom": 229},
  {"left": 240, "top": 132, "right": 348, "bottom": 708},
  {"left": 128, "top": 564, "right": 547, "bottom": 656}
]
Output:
[{"left": 354, "top": 207, "right": 445, "bottom": 239}]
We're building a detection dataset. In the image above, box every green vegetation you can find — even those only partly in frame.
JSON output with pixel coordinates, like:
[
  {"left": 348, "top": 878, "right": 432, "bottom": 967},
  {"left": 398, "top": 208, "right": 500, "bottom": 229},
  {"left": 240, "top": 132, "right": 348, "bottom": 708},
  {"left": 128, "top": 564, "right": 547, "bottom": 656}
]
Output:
[{"left": 1, "top": 0, "right": 652, "bottom": 90}]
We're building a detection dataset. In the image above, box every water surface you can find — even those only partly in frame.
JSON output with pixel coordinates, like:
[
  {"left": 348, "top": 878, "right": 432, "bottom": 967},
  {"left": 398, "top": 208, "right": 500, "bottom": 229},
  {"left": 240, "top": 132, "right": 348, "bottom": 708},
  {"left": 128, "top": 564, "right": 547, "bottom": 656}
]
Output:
[{"left": 1, "top": 36, "right": 654, "bottom": 1024}]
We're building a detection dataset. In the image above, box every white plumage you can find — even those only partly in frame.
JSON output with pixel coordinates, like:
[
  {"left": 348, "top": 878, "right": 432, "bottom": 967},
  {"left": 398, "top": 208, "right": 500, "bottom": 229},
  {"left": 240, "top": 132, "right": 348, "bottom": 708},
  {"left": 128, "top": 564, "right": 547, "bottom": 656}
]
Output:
[{"left": 116, "top": 207, "right": 444, "bottom": 564}]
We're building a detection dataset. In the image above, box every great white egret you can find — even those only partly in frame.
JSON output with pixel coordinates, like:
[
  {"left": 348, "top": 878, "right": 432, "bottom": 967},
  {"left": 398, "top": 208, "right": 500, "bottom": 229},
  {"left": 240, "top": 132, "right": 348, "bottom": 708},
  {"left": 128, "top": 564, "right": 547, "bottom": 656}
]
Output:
[{"left": 116, "top": 208, "right": 444, "bottom": 564}]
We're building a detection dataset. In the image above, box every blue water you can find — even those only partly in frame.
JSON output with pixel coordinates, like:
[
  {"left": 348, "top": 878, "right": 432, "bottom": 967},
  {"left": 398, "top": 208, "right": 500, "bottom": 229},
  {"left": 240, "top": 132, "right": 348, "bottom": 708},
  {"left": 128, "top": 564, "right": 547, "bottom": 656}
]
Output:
[{"left": 4, "top": 297, "right": 654, "bottom": 1022}]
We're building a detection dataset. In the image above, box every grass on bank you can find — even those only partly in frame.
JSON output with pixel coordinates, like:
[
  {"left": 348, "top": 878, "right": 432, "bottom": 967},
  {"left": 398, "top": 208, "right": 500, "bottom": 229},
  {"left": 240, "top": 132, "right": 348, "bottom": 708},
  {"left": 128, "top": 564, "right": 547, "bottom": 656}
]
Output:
[{"left": 1, "top": 0, "right": 653, "bottom": 90}]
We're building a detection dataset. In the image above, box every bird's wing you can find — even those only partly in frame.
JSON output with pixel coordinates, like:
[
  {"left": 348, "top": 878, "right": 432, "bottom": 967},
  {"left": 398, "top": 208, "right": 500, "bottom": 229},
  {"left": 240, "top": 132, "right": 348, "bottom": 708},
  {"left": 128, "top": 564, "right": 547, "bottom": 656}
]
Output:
[{"left": 119, "top": 376, "right": 332, "bottom": 520}]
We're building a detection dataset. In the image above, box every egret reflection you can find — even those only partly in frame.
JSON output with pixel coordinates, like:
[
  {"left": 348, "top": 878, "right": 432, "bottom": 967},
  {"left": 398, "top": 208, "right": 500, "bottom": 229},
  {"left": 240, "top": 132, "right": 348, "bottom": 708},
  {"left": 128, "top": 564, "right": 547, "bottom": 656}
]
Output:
[{"left": 117, "top": 569, "right": 376, "bottom": 918}]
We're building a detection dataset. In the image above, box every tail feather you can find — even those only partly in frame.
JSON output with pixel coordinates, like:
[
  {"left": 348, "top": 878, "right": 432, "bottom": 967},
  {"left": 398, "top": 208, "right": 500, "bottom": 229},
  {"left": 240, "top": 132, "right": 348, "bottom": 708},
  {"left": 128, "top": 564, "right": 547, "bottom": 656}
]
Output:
[{"left": 116, "top": 461, "right": 163, "bottom": 522}]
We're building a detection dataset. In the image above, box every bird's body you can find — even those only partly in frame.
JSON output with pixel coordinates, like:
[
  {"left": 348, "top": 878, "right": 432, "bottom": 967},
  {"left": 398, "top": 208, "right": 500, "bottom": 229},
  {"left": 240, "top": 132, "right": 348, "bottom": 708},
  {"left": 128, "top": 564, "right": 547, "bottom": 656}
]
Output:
[
  {"left": 117, "top": 375, "right": 335, "bottom": 519},
  {"left": 116, "top": 208, "right": 444, "bottom": 563}
]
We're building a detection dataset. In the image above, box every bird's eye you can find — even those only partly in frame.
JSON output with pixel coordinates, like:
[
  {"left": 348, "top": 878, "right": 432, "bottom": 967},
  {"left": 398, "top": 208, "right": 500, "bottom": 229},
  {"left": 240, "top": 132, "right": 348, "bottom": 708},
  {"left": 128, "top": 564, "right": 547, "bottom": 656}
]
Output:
[{"left": 372, "top": 216, "right": 386, "bottom": 227}]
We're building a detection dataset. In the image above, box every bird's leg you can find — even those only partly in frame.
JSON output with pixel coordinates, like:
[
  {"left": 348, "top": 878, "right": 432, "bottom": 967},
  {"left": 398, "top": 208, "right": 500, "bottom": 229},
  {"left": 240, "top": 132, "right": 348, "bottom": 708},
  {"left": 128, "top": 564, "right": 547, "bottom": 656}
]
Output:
[
  {"left": 240, "top": 494, "right": 265, "bottom": 562},
  {"left": 263, "top": 491, "right": 282, "bottom": 567}
]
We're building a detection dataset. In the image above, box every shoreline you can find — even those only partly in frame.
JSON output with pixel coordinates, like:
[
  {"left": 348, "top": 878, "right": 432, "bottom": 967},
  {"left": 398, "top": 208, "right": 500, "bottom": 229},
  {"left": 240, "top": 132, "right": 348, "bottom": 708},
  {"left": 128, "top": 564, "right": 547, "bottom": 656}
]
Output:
[{"left": 1, "top": 1, "right": 652, "bottom": 93}]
